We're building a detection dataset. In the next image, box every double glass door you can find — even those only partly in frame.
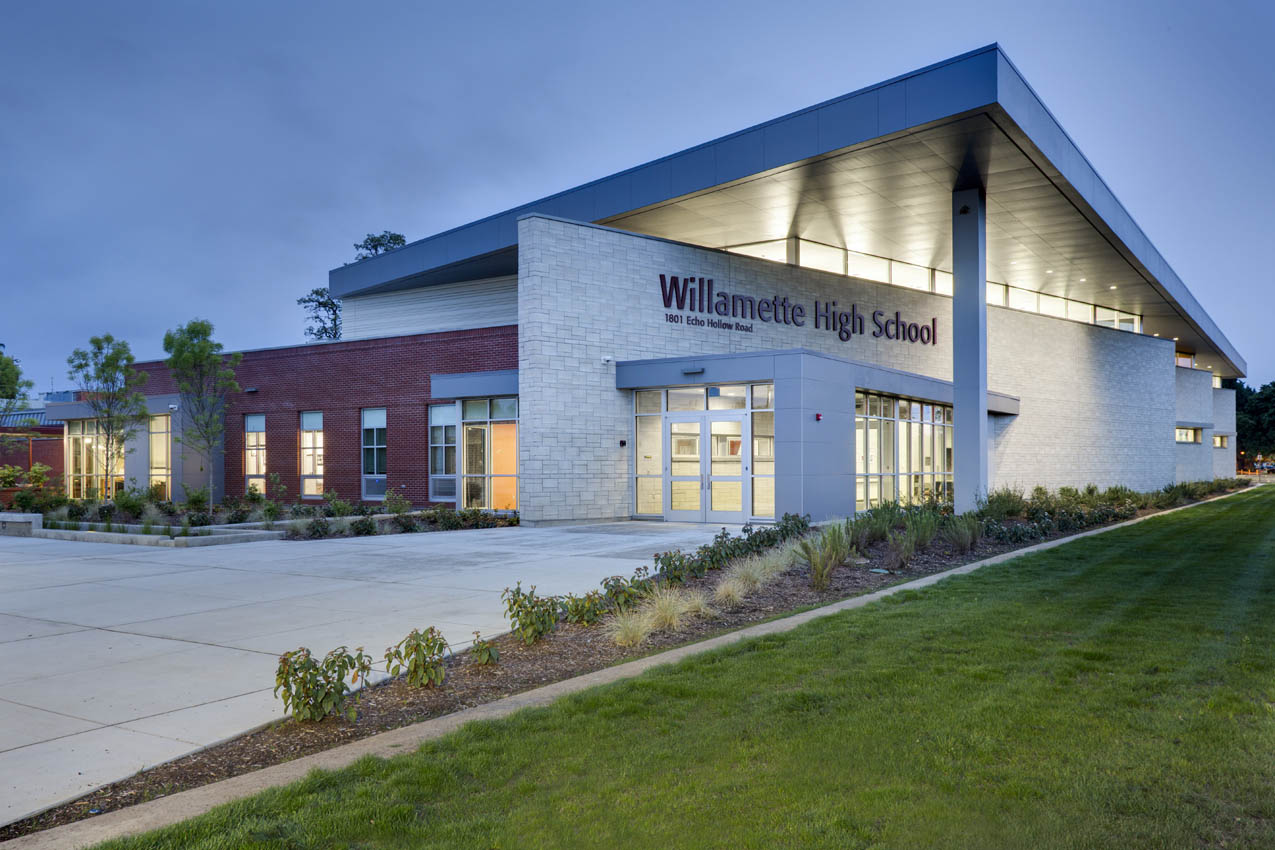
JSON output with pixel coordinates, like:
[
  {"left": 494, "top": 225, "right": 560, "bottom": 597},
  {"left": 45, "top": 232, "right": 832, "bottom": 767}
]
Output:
[{"left": 664, "top": 412, "right": 749, "bottom": 522}]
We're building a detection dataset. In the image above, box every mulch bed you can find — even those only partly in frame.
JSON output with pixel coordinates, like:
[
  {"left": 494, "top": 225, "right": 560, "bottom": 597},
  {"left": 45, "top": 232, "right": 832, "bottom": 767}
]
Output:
[{"left": 0, "top": 502, "right": 1205, "bottom": 840}]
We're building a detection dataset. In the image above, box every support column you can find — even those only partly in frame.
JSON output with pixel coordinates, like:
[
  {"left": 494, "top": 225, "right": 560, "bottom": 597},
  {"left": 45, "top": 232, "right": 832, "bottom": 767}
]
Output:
[{"left": 952, "top": 187, "right": 988, "bottom": 514}]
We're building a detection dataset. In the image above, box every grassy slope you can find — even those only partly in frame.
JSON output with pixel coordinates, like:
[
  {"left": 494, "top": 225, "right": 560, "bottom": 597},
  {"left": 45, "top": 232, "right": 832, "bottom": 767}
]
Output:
[{"left": 101, "top": 488, "right": 1275, "bottom": 850}]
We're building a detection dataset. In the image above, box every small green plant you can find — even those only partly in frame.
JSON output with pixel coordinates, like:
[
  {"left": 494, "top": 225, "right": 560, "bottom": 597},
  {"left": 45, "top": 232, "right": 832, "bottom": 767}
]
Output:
[
  {"left": 184, "top": 486, "right": 210, "bottom": 512},
  {"left": 939, "top": 513, "right": 983, "bottom": 553},
  {"left": 847, "top": 511, "right": 891, "bottom": 552},
  {"left": 798, "top": 522, "right": 851, "bottom": 591},
  {"left": 978, "top": 487, "right": 1026, "bottom": 521},
  {"left": 391, "top": 512, "right": 417, "bottom": 533},
  {"left": 470, "top": 631, "right": 499, "bottom": 665},
  {"left": 502, "top": 582, "right": 559, "bottom": 645},
  {"left": 180, "top": 517, "right": 191, "bottom": 537},
  {"left": 883, "top": 528, "right": 918, "bottom": 571},
  {"left": 349, "top": 516, "right": 377, "bottom": 536},
  {"left": 322, "top": 490, "right": 355, "bottom": 517},
  {"left": 0, "top": 465, "right": 22, "bottom": 487},
  {"left": 560, "top": 590, "right": 608, "bottom": 625},
  {"left": 384, "top": 627, "right": 448, "bottom": 688},
  {"left": 904, "top": 509, "right": 939, "bottom": 550},
  {"left": 140, "top": 517, "right": 153, "bottom": 535},
  {"left": 384, "top": 489, "right": 411, "bottom": 515},
  {"left": 600, "top": 567, "right": 655, "bottom": 612},
  {"left": 306, "top": 517, "right": 332, "bottom": 539},
  {"left": 274, "top": 645, "right": 373, "bottom": 722}
]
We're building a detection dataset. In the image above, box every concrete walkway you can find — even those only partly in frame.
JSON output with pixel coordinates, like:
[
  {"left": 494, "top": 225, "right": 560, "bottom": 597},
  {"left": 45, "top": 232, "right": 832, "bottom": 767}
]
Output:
[{"left": 0, "top": 521, "right": 733, "bottom": 827}]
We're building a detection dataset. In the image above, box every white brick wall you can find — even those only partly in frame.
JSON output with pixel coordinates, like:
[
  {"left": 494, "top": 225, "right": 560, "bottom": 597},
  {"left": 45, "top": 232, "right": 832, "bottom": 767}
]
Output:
[{"left": 517, "top": 217, "right": 1181, "bottom": 522}]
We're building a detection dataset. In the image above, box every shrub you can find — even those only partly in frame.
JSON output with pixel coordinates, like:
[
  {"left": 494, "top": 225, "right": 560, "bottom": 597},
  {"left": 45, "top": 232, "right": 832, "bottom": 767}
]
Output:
[
  {"left": 1101, "top": 485, "right": 1138, "bottom": 504},
  {"left": 186, "top": 511, "right": 212, "bottom": 527},
  {"left": 600, "top": 567, "right": 655, "bottom": 612},
  {"left": 385, "top": 627, "right": 448, "bottom": 688},
  {"left": 883, "top": 528, "right": 918, "bottom": 571},
  {"left": 384, "top": 490, "right": 411, "bottom": 515},
  {"left": 184, "top": 487, "right": 210, "bottom": 512},
  {"left": 113, "top": 488, "right": 145, "bottom": 521},
  {"left": 274, "top": 645, "right": 373, "bottom": 722},
  {"left": 96, "top": 503, "right": 115, "bottom": 522},
  {"left": 905, "top": 509, "right": 940, "bottom": 550},
  {"left": 224, "top": 504, "right": 251, "bottom": 524},
  {"left": 502, "top": 582, "right": 558, "bottom": 645},
  {"left": 429, "top": 506, "right": 464, "bottom": 530},
  {"left": 391, "top": 512, "right": 417, "bottom": 533},
  {"left": 560, "top": 591, "right": 608, "bottom": 625},
  {"left": 470, "top": 631, "right": 499, "bottom": 665},
  {"left": 25, "top": 462, "right": 52, "bottom": 489},
  {"left": 798, "top": 522, "right": 851, "bottom": 592},
  {"left": 305, "top": 517, "right": 332, "bottom": 539},
  {"left": 939, "top": 513, "right": 983, "bottom": 553},
  {"left": 604, "top": 609, "right": 652, "bottom": 648},
  {"left": 0, "top": 465, "right": 22, "bottom": 487},
  {"left": 322, "top": 491, "right": 354, "bottom": 517},
  {"left": 653, "top": 550, "right": 700, "bottom": 584},
  {"left": 350, "top": 516, "right": 377, "bottom": 536},
  {"left": 66, "top": 501, "right": 89, "bottom": 521},
  {"left": 12, "top": 489, "right": 37, "bottom": 512},
  {"left": 847, "top": 511, "right": 891, "bottom": 552},
  {"left": 978, "top": 488, "right": 1026, "bottom": 521}
]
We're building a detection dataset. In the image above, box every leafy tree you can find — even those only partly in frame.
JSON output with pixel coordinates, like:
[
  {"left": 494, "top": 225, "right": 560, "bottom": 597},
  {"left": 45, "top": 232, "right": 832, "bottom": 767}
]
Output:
[
  {"left": 353, "top": 231, "right": 406, "bottom": 260},
  {"left": 0, "top": 352, "right": 36, "bottom": 454},
  {"left": 298, "top": 287, "right": 342, "bottom": 341},
  {"left": 163, "top": 319, "right": 242, "bottom": 502},
  {"left": 66, "top": 335, "right": 149, "bottom": 499},
  {"left": 1235, "top": 380, "right": 1275, "bottom": 464}
]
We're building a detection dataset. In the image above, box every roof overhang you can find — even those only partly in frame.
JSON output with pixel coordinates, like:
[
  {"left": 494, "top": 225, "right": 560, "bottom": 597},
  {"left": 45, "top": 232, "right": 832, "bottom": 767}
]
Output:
[{"left": 330, "top": 44, "right": 1244, "bottom": 377}]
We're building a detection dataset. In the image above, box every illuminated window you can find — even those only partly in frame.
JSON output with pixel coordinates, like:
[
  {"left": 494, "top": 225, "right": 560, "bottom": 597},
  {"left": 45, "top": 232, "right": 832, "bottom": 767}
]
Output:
[
  {"left": 148, "top": 414, "right": 171, "bottom": 500},
  {"left": 726, "top": 240, "right": 787, "bottom": 263},
  {"left": 65, "top": 419, "right": 124, "bottom": 500},
  {"left": 891, "top": 261, "right": 931, "bottom": 291},
  {"left": 798, "top": 240, "right": 845, "bottom": 275},
  {"left": 933, "top": 271, "right": 953, "bottom": 296},
  {"left": 1038, "top": 294, "right": 1067, "bottom": 318},
  {"left": 1213, "top": 434, "right": 1229, "bottom": 448},
  {"left": 299, "top": 411, "right": 323, "bottom": 498},
  {"left": 244, "top": 414, "right": 266, "bottom": 496},
  {"left": 1175, "top": 352, "right": 1195, "bottom": 369},
  {"left": 1007, "top": 287, "right": 1038, "bottom": 312},
  {"left": 461, "top": 398, "right": 518, "bottom": 511},
  {"left": 845, "top": 250, "right": 891, "bottom": 283},
  {"left": 985, "top": 282, "right": 1007, "bottom": 306},
  {"left": 855, "top": 391, "right": 952, "bottom": 511},
  {"left": 1175, "top": 428, "right": 1202, "bottom": 444},
  {"left": 1212, "top": 374, "right": 1222, "bottom": 389}
]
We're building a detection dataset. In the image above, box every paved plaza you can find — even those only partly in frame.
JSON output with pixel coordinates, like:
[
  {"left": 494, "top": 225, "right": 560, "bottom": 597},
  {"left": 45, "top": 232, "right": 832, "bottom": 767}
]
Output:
[{"left": 0, "top": 522, "right": 733, "bottom": 826}]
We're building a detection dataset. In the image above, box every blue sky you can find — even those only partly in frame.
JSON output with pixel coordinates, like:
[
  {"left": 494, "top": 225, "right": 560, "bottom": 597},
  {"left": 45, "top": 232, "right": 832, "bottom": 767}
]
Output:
[{"left": 1, "top": 0, "right": 1271, "bottom": 388}]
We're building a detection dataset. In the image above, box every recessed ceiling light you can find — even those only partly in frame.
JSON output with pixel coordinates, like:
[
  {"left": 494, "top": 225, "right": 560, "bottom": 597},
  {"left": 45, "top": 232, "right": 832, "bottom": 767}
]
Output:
[
  {"left": 1046, "top": 269, "right": 1054, "bottom": 274},
  {"left": 1172, "top": 337, "right": 1179, "bottom": 341},
  {"left": 1109, "top": 285, "right": 1117, "bottom": 290},
  {"left": 1153, "top": 333, "right": 1160, "bottom": 337},
  {"left": 1010, "top": 261, "right": 1017, "bottom": 265},
  {"left": 1079, "top": 277, "right": 1087, "bottom": 282}
]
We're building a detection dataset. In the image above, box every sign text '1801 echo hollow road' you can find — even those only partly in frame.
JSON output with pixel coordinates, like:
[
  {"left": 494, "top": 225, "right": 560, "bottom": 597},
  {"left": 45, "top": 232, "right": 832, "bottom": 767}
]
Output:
[{"left": 659, "top": 274, "right": 939, "bottom": 345}]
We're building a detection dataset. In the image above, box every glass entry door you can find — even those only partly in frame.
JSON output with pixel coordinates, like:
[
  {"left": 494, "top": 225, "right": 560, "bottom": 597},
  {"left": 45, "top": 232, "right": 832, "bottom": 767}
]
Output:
[{"left": 663, "top": 412, "right": 749, "bottom": 522}]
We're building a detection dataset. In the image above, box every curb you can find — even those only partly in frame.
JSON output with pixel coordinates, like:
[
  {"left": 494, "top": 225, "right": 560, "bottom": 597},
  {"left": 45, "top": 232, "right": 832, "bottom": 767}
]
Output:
[{"left": 3, "top": 485, "right": 1258, "bottom": 849}]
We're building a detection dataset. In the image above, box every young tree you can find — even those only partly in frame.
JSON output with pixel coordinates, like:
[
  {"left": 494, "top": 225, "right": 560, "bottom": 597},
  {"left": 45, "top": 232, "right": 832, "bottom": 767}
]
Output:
[
  {"left": 353, "top": 231, "right": 406, "bottom": 260},
  {"left": 298, "top": 287, "right": 342, "bottom": 341},
  {"left": 163, "top": 319, "right": 242, "bottom": 503},
  {"left": 0, "top": 351, "right": 36, "bottom": 454},
  {"left": 66, "top": 335, "right": 149, "bottom": 499}
]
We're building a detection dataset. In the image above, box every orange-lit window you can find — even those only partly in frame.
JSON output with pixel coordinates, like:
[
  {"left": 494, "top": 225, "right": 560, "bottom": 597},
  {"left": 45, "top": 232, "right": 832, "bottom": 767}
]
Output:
[{"left": 460, "top": 398, "right": 518, "bottom": 511}]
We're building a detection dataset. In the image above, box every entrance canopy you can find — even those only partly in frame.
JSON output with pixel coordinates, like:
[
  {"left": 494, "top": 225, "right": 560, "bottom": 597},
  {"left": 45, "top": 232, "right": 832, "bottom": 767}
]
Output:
[{"left": 329, "top": 45, "right": 1244, "bottom": 378}]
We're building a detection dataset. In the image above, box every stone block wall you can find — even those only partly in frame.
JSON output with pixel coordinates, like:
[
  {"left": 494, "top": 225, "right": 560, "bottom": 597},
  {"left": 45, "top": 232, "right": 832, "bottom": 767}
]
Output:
[{"left": 517, "top": 216, "right": 1180, "bottom": 522}]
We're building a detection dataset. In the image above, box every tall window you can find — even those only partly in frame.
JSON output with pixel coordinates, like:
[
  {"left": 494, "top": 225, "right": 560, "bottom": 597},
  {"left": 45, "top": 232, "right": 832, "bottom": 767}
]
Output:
[
  {"left": 461, "top": 398, "right": 518, "bottom": 510},
  {"left": 299, "top": 411, "right": 323, "bottom": 498},
  {"left": 429, "top": 405, "right": 457, "bottom": 501},
  {"left": 148, "top": 414, "right": 171, "bottom": 500},
  {"left": 245, "top": 414, "right": 267, "bottom": 495},
  {"left": 65, "top": 420, "right": 124, "bottom": 499},
  {"left": 751, "top": 384, "right": 775, "bottom": 518},
  {"left": 855, "top": 392, "right": 953, "bottom": 511},
  {"left": 633, "top": 390, "right": 663, "bottom": 515},
  {"left": 362, "top": 408, "right": 387, "bottom": 499}
]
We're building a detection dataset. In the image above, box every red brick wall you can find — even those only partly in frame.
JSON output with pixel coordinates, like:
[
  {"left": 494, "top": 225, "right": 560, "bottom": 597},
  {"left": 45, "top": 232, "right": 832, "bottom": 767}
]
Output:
[
  {"left": 137, "top": 326, "right": 517, "bottom": 505},
  {"left": 0, "top": 430, "right": 65, "bottom": 481}
]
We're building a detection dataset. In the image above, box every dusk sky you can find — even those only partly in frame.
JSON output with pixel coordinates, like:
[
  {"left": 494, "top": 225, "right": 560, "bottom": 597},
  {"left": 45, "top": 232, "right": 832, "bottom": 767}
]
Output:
[{"left": 2, "top": 0, "right": 1271, "bottom": 390}]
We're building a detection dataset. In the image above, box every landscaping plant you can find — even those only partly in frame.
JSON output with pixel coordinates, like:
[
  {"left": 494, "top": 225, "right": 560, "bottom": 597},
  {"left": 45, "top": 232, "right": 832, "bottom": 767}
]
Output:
[
  {"left": 273, "top": 645, "right": 373, "bottom": 722},
  {"left": 384, "top": 627, "right": 449, "bottom": 688},
  {"left": 470, "top": 631, "right": 499, "bottom": 666},
  {"left": 798, "top": 522, "right": 852, "bottom": 591},
  {"left": 502, "top": 582, "right": 559, "bottom": 645},
  {"left": 560, "top": 591, "right": 608, "bottom": 625},
  {"left": 349, "top": 516, "right": 377, "bottom": 536}
]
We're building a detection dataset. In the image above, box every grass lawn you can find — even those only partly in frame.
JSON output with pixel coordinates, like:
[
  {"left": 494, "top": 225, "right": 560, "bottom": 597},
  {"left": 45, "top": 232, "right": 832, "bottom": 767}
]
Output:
[{"left": 100, "top": 487, "right": 1275, "bottom": 849}]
